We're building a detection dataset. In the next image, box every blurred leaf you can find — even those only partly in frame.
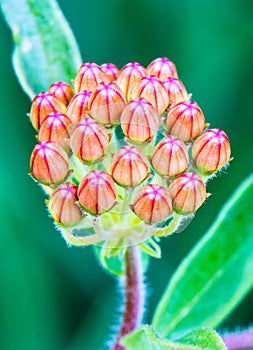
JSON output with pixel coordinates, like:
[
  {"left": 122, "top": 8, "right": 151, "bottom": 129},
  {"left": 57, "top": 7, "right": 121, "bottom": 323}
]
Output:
[
  {"left": 1, "top": 0, "right": 82, "bottom": 99},
  {"left": 178, "top": 328, "right": 226, "bottom": 350},
  {"left": 153, "top": 173, "right": 253, "bottom": 337}
]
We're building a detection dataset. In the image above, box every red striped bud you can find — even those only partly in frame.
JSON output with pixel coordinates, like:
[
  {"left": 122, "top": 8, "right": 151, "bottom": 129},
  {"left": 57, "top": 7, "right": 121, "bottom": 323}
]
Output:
[
  {"left": 48, "top": 182, "right": 83, "bottom": 227},
  {"left": 132, "top": 184, "right": 172, "bottom": 224},
  {"left": 66, "top": 90, "right": 92, "bottom": 124},
  {"left": 168, "top": 172, "right": 207, "bottom": 214},
  {"left": 89, "top": 82, "right": 126, "bottom": 126},
  {"left": 77, "top": 170, "right": 116, "bottom": 215},
  {"left": 120, "top": 98, "right": 160, "bottom": 144},
  {"left": 29, "top": 92, "right": 66, "bottom": 131},
  {"left": 192, "top": 129, "right": 231, "bottom": 176},
  {"left": 111, "top": 145, "right": 149, "bottom": 187},
  {"left": 163, "top": 77, "right": 190, "bottom": 105},
  {"left": 48, "top": 82, "right": 74, "bottom": 106},
  {"left": 132, "top": 76, "right": 169, "bottom": 115},
  {"left": 116, "top": 62, "right": 147, "bottom": 101},
  {"left": 146, "top": 57, "right": 178, "bottom": 80},
  {"left": 165, "top": 101, "right": 205, "bottom": 141},
  {"left": 151, "top": 135, "right": 189, "bottom": 177},
  {"left": 100, "top": 63, "right": 120, "bottom": 81},
  {"left": 70, "top": 117, "right": 109, "bottom": 164},
  {"left": 30, "top": 141, "right": 69, "bottom": 186},
  {"left": 74, "top": 62, "right": 110, "bottom": 93}
]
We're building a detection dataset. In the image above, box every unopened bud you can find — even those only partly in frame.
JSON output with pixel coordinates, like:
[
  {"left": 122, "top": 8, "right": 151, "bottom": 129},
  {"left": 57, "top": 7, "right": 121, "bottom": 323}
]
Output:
[
  {"left": 168, "top": 172, "right": 207, "bottom": 214},
  {"left": 48, "top": 82, "right": 74, "bottom": 106},
  {"left": 74, "top": 62, "right": 110, "bottom": 93},
  {"left": 30, "top": 141, "right": 69, "bottom": 186},
  {"left": 132, "top": 184, "right": 172, "bottom": 224},
  {"left": 151, "top": 135, "right": 189, "bottom": 177},
  {"left": 77, "top": 170, "right": 116, "bottom": 215},
  {"left": 163, "top": 77, "right": 190, "bottom": 105},
  {"left": 48, "top": 182, "right": 83, "bottom": 227},
  {"left": 66, "top": 90, "right": 92, "bottom": 124},
  {"left": 146, "top": 57, "right": 178, "bottom": 80},
  {"left": 100, "top": 63, "right": 120, "bottom": 81},
  {"left": 165, "top": 101, "right": 205, "bottom": 141},
  {"left": 192, "top": 129, "right": 231, "bottom": 176}
]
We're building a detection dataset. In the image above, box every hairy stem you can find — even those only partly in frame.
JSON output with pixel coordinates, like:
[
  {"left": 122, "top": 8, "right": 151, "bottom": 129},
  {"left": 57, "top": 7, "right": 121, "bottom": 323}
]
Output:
[
  {"left": 111, "top": 245, "right": 145, "bottom": 350},
  {"left": 221, "top": 329, "right": 253, "bottom": 350}
]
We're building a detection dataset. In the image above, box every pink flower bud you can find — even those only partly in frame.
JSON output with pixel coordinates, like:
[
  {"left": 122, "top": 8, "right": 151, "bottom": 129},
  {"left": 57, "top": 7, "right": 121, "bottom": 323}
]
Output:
[
  {"left": 151, "top": 135, "right": 189, "bottom": 177},
  {"left": 116, "top": 62, "right": 147, "bottom": 101},
  {"left": 77, "top": 170, "right": 116, "bottom": 215},
  {"left": 70, "top": 117, "right": 109, "bottom": 164},
  {"left": 48, "top": 82, "right": 74, "bottom": 106},
  {"left": 100, "top": 63, "right": 120, "bottom": 81},
  {"left": 111, "top": 145, "right": 149, "bottom": 187},
  {"left": 30, "top": 141, "right": 69, "bottom": 186},
  {"left": 132, "top": 76, "right": 169, "bottom": 115},
  {"left": 132, "top": 184, "right": 172, "bottom": 224},
  {"left": 38, "top": 111, "right": 72, "bottom": 151},
  {"left": 163, "top": 77, "right": 190, "bottom": 105},
  {"left": 89, "top": 82, "right": 126, "bottom": 126},
  {"left": 165, "top": 101, "right": 205, "bottom": 141},
  {"left": 120, "top": 98, "right": 161, "bottom": 144},
  {"left": 73, "top": 62, "right": 110, "bottom": 93},
  {"left": 48, "top": 182, "right": 83, "bottom": 227},
  {"left": 168, "top": 172, "right": 207, "bottom": 214},
  {"left": 146, "top": 57, "right": 178, "bottom": 80},
  {"left": 66, "top": 90, "right": 92, "bottom": 124},
  {"left": 192, "top": 129, "right": 231, "bottom": 175},
  {"left": 29, "top": 92, "right": 66, "bottom": 131}
]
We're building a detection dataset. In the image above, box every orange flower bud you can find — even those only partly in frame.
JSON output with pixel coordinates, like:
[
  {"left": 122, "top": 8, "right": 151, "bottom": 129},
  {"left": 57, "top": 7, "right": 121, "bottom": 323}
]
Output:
[
  {"left": 120, "top": 98, "right": 160, "bottom": 144},
  {"left": 132, "top": 184, "right": 172, "bottom": 224},
  {"left": 48, "top": 182, "right": 83, "bottom": 227},
  {"left": 89, "top": 82, "right": 126, "bottom": 126},
  {"left": 165, "top": 101, "right": 205, "bottom": 141},
  {"left": 192, "top": 129, "right": 231, "bottom": 176},
  {"left": 146, "top": 57, "right": 178, "bottom": 80},
  {"left": 110, "top": 145, "right": 149, "bottom": 187},
  {"left": 116, "top": 62, "right": 147, "bottom": 101},
  {"left": 30, "top": 141, "right": 69, "bottom": 186},
  {"left": 168, "top": 172, "right": 207, "bottom": 214},
  {"left": 29, "top": 92, "right": 66, "bottom": 131},
  {"left": 73, "top": 62, "right": 110, "bottom": 93},
  {"left": 151, "top": 135, "right": 189, "bottom": 177},
  {"left": 66, "top": 90, "right": 92, "bottom": 124},
  {"left": 100, "top": 63, "right": 120, "bottom": 81},
  {"left": 38, "top": 111, "right": 72, "bottom": 151},
  {"left": 48, "top": 82, "right": 74, "bottom": 106},
  {"left": 77, "top": 170, "right": 116, "bottom": 215},
  {"left": 163, "top": 77, "right": 190, "bottom": 105},
  {"left": 70, "top": 117, "right": 109, "bottom": 164}
]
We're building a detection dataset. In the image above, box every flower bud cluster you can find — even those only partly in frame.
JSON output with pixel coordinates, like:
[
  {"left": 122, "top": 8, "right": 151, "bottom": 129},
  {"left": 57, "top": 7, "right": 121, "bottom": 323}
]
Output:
[{"left": 28, "top": 58, "right": 231, "bottom": 254}]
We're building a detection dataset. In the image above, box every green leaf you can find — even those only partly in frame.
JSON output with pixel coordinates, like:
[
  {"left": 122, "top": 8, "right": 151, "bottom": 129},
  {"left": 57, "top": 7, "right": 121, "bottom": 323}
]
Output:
[
  {"left": 178, "top": 328, "right": 227, "bottom": 350},
  {"left": 153, "top": 173, "right": 253, "bottom": 338},
  {"left": 1, "top": 0, "right": 82, "bottom": 99}
]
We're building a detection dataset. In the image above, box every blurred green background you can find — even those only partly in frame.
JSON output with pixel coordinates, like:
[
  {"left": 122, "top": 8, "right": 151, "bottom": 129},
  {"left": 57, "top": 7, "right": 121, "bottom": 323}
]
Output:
[{"left": 0, "top": 0, "right": 253, "bottom": 349}]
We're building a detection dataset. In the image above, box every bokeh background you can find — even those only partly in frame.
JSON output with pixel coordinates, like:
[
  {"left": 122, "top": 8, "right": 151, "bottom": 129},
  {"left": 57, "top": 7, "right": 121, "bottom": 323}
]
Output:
[{"left": 0, "top": 0, "right": 253, "bottom": 349}]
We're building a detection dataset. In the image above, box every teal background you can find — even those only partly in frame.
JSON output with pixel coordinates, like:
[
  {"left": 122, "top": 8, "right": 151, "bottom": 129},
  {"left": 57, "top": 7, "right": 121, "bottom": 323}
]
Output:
[{"left": 0, "top": 0, "right": 252, "bottom": 349}]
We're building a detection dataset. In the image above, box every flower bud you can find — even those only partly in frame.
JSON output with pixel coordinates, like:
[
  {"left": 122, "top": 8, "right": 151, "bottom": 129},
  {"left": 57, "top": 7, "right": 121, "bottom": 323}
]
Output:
[
  {"left": 48, "top": 182, "right": 83, "bottom": 227},
  {"left": 192, "top": 129, "right": 231, "bottom": 176},
  {"left": 30, "top": 141, "right": 69, "bottom": 186},
  {"left": 116, "top": 62, "right": 147, "bottom": 101},
  {"left": 38, "top": 111, "right": 72, "bottom": 151},
  {"left": 132, "top": 184, "right": 172, "bottom": 224},
  {"left": 100, "top": 63, "right": 120, "bottom": 81},
  {"left": 151, "top": 135, "right": 189, "bottom": 177},
  {"left": 70, "top": 116, "right": 109, "bottom": 164},
  {"left": 29, "top": 92, "right": 66, "bottom": 131},
  {"left": 146, "top": 57, "right": 178, "bottom": 80},
  {"left": 120, "top": 98, "right": 160, "bottom": 144},
  {"left": 77, "top": 170, "right": 116, "bottom": 215},
  {"left": 73, "top": 62, "right": 110, "bottom": 93},
  {"left": 66, "top": 90, "right": 92, "bottom": 124},
  {"left": 163, "top": 77, "right": 190, "bottom": 105},
  {"left": 168, "top": 172, "right": 207, "bottom": 214},
  {"left": 165, "top": 101, "right": 205, "bottom": 141},
  {"left": 89, "top": 82, "right": 126, "bottom": 126},
  {"left": 48, "top": 82, "right": 74, "bottom": 106},
  {"left": 111, "top": 145, "right": 149, "bottom": 187}
]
